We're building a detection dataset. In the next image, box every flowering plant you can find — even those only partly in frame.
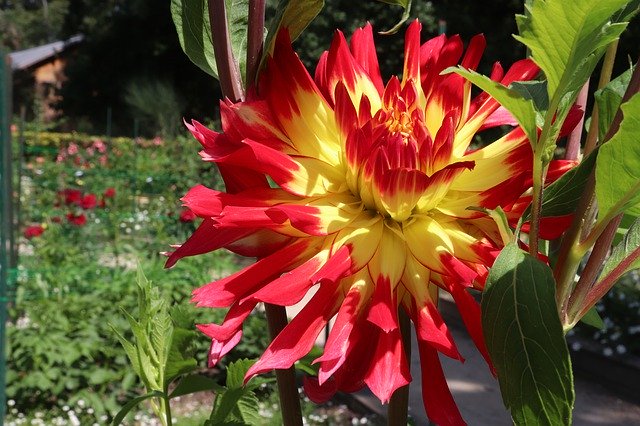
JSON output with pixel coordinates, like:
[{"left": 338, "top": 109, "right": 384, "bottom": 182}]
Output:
[{"left": 125, "top": 0, "right": 640, "bottom": 424}]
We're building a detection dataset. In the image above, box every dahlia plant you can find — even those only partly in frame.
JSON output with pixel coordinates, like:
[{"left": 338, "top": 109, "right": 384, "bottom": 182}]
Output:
[{"left": 156, "top": 0, "right": 640, "bottom": 424}]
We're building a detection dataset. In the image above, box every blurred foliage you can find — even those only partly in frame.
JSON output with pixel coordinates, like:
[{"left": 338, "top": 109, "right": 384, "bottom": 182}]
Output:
[
  {"left": 0, "top": 0, "right": 70, "bottom": 50},
  {"left": 4, "top": 0, "right": 639, "bottom": 136}
]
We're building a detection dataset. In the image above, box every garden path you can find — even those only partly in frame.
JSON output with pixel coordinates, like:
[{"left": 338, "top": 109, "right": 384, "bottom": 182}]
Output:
[{"left": 288, "top": 290, "right": 640, "bottom": 425}]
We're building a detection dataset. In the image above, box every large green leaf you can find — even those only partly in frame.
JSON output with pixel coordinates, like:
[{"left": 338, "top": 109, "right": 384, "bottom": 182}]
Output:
[
  {"left": 171, "top": 0, "right": 217, "bottom": 78},
  {"left": 595, "top": 66, "right": 634, "bottom": 140},
  {"left": 171, "top": 0, "right": 249, "bottom": 81},
  {"left": 595, "top": 92, "right": 640, "bottom": 220},
  {"left": 263, "top": 0, "right": 323, "bottom": 57},
  {"left": 596, "top": 216, "right": 640, "bottom": 287},
  {"left": 445, "top": 67, "right": 538, "bottom": 146},
  {"left": 482, "top": 243, "right": 574, "bottom": 425},
  {"left": 514, "top": 0, "right": 629, "bottom": 101}
]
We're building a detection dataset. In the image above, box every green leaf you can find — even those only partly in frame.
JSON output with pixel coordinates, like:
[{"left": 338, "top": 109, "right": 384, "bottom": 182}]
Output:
[
  {"left": 263, "top": 0, "right": 323, "bottom": 58},
  {"left": 169, "top": 374, "right": 217, "bottom": 398},
  {"left": 482, "top": 243, "right": 574, "bottom": 425},
  {"left": 595, "top": 92, "right": 640, "bottom": 220},
  {"left": 445, "top": 67, "right": 538, "bottom": 146},
  {"left": 234, "top": 392, "right": 261, "bottom": 425},
  {"left": 523, "top": 147, "right": 598, "bottom": 222},
  {"left": 210, "top": 387, "right": 247, "bottom": 424},
  {"left": 510, "top": 80, "right": 549, "bottom": 112},
  {"left": 171, "top": 0, "right": 218, "bottom": 78},
  {"left": 170, "top": 0, "right": 249, "bottom": 82},
  {"left": 580, "top": 307, "right": 604, "bottom": 329},
  {"left": 595, "top": 66, "right": 634, "bottom": 140},
  {"left": 376, "top": 0, "right": 413, "bottom": 35},
  {"left": 226, "top": 358, "right": 255, "bottom": 388},
  {"left": 164, "top": 327, "right": 199, "bottom": 383},
  {"left": 110, "top": 325, "right": 142, "bottom": 378},
  {"left": 514, "top": 0, "right": 629, "bottom": 101},
  {"left": 111, "top": 390, "right": 166, "bottom": 426},
  {"left": 596, "top": 216, "right": 640, "bottom": 287}
]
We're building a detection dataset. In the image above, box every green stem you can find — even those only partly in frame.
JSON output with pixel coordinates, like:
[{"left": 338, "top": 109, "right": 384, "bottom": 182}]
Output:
[
  {"left": 264, "top": 303, "right": 303, "bottom": 426},
  {"left": 208, "top": 0, "right": 245, "bottom": 102},
  {"left": 528, "top": 159, "right": 545, "bottom": 256},
  {"left": 388, "top": 309, "right": 411, "bottom": 426},
  {"left": 164, "top": 393, "right": 173, "bottom": 426}
]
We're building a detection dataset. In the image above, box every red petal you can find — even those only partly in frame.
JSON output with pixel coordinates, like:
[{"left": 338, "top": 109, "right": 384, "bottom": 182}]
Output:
[
  {"left": 418, "top": 340, "right": 466, "bottom": 426},
  {"left": 412, "top": 300, "right": 462, "bottom": 361},
  {"left": 165, "top": 219, "right": 252, "bottom": 268},
  {"left": 192, "top": 238, "right": 315, "bottom": 308},
  {"left": 365, "top": 276, "right": 398, "bottom": 332},
  {"left": 206, "top": 329, "right": 242, "bottom": 368},
  {"left": 349, "top": 23, "right": 384, "bottom": 95},
  {"left": 245, "top": 280, "right": 343, "bottom": 380},
  {"left": 364, "top": 326, "right": 411, "bottom": 403}
]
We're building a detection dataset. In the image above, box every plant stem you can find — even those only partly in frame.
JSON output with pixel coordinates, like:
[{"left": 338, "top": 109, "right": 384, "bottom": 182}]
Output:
[
  {"left": 564, "top": 81, "right": 589, "bottom": 161},
  {"left": 556, "top": 52, "right": 640, "bottom": 321},
  {"left": 246, "top": 0, "right": 266, "bottom": 89},
  {"left": 388, "top": 309, "right": 411, "bottom": 426},
  {"left": 528, "top": 159, "right": 545, "bottom": 256},
  {"left": 208, "top": 0, "right": 245, "bottom": 102},
  {"left": 565, "top": 214, "right": 621, "bottom": 327},
  {"left": 264, "top": 303, "right": 303, "bottom": 426},
  {"left": 163, "top": 393, "right": 174, "bottom": 426},
  {"left": 583, "top": 40, "right": 619, "bottom": 156}
]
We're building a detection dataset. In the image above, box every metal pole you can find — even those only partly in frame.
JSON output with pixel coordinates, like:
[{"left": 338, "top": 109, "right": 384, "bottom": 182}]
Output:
[{"left": 1, "top": 49, "right": 15, "bottom": 425}]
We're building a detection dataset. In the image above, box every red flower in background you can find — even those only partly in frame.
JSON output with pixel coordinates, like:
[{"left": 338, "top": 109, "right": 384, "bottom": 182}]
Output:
[
  {"left": 81, "top": 194, "right": 97, "bottom": 209},
  {"left": 167, "top": 22, "right": 575, "bottom": 426},
  {"left": 61, "top": 189, "right": 83, "bottom": 206},
  {"left": 66, "top": 213, "right": 87, "bottom": 226},
  {"left": 104, "top": 187, "right": 116, "bottom": 198},
  {"left": 179, "top": 208, "right": 197, "bottom": 223},
  {"left": 24, "top": 225, "right": 45, "bottom": 239},
  {"left": 51, "top": 216, "right": 62, "bottom": 223}
]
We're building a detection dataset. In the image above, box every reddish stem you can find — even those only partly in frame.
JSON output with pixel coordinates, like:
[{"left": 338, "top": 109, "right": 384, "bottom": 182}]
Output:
[
  {"left": 246, "top": 0, "right": 266, "bottom": 89},
  {"left": 264, "top": 304, "right": 303, "bottom": 426},
  {"left": 208, "top": 0, "right": 245, "bottom": 102},
  {"left": 564, "top": 81, "right": 589, "bottom": 161}
]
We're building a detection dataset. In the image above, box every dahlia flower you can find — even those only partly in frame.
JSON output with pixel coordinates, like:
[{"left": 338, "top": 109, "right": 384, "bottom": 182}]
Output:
[{"left": 168, "top": 21, "right": 573, "bottom": 425}]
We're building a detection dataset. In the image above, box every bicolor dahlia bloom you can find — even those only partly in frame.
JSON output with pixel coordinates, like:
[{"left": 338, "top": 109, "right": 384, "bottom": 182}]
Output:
[{"left": 168, "top": 21, "right": 574, "bottom": 426}]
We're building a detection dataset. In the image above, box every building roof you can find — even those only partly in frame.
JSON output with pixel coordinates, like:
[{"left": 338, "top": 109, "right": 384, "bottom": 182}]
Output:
[{"left": 8, "top": 35, "right": 83, "bottom": 71}]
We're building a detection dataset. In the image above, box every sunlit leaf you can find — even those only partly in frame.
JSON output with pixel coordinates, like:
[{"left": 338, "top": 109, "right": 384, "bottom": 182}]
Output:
[
  {"left": 514, "top": 0, "right": 629, "bottom": 102},
  {"left": 482, "top": 243, "right": 574, "bottom": 425},
  {"left": 595, "top": 92, "right": 640, "bottom": 220},
  {"left": 263, "top": 0, "right": 324, "bottom": 57},
  {"left": 595, "top": 66, "right": 634, "bottom": 140},
  {"left": 445, "top": 67, "right": 538, "bottom": 146}
]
